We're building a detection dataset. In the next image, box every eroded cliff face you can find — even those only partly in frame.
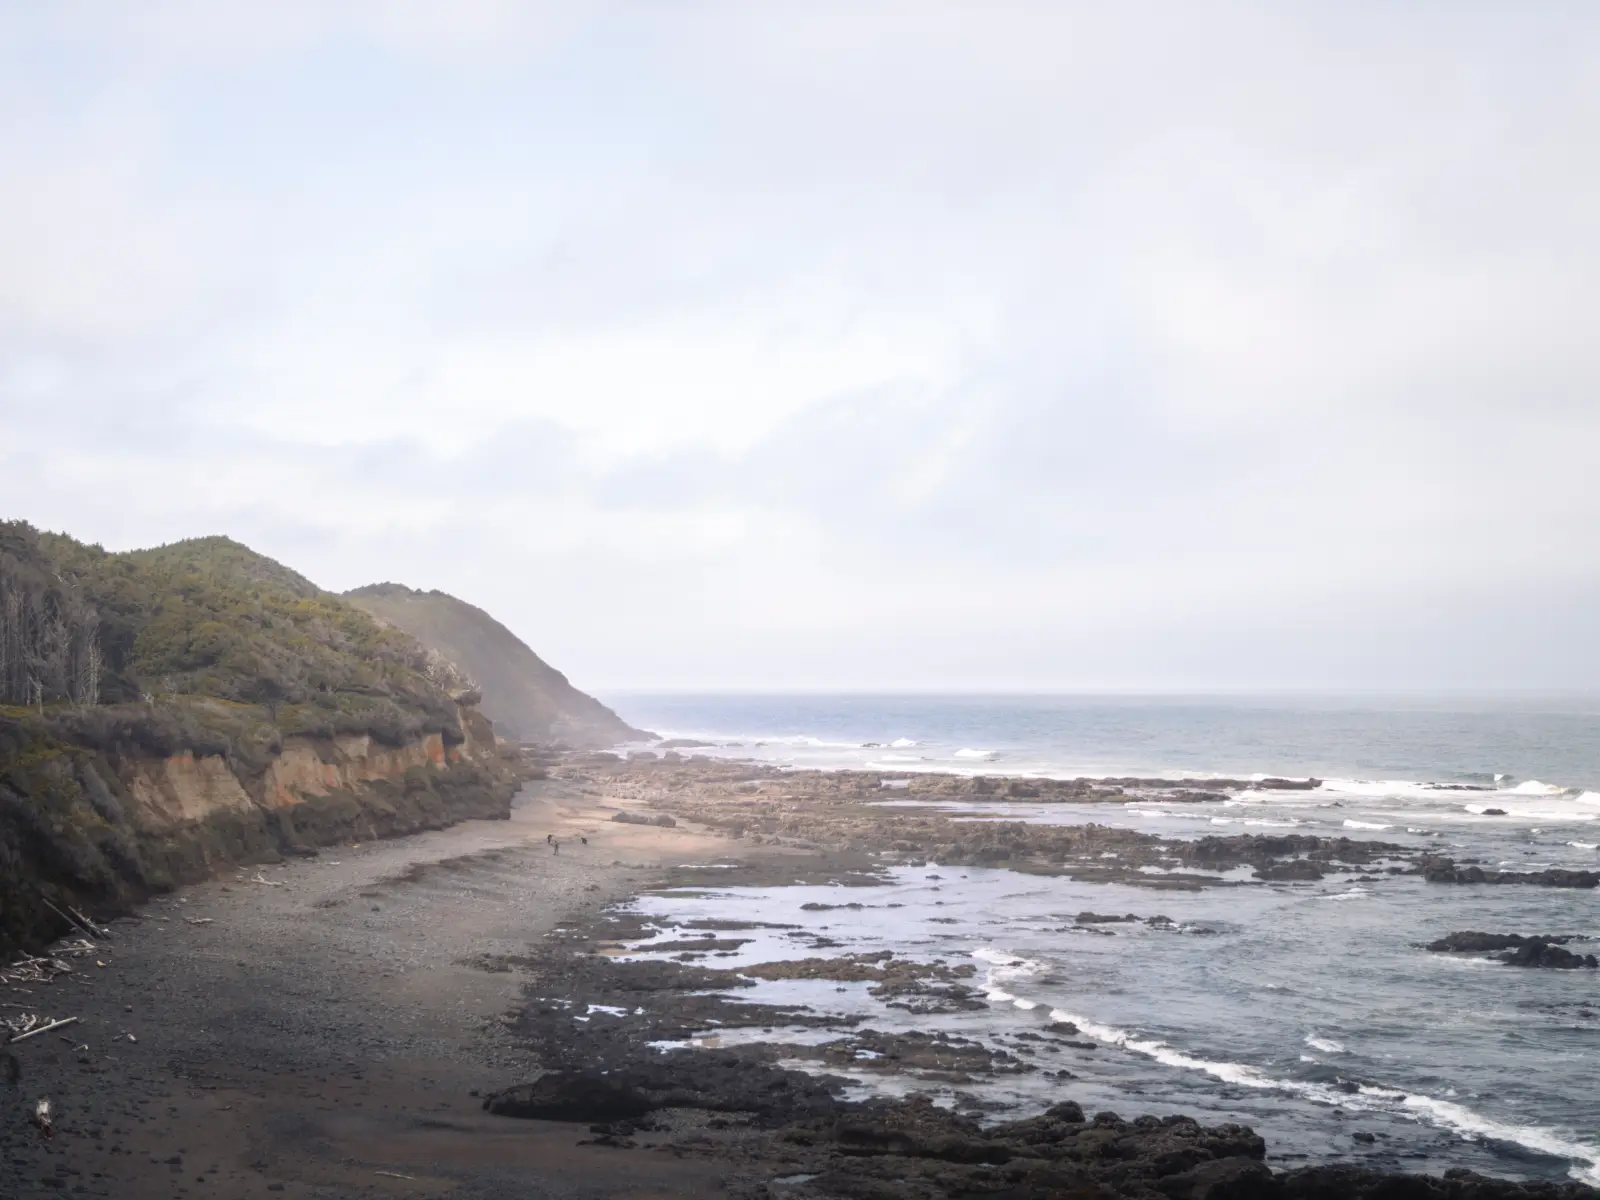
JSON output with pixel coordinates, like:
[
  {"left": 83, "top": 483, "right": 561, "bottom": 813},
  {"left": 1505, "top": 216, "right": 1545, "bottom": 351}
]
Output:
[{"left": 0, "top": 701, "right": 519, "bottom": 956}]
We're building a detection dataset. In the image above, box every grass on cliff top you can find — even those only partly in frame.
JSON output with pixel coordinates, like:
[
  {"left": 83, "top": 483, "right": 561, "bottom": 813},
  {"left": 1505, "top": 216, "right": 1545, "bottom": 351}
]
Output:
[{"left": 3, "top": 523, "right": 469, "bottom": 757}]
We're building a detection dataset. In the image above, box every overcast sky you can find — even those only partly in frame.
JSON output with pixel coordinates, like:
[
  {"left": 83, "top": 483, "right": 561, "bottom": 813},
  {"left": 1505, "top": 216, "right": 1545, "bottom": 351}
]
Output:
[{"left": 2, "top": 2, "right": 1598, "bottom": 692}]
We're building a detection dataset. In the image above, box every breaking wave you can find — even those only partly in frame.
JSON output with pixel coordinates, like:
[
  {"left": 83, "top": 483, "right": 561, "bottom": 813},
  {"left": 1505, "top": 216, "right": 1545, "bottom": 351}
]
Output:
[{"left": 1030, "top": 1002, "right": 1600, "bottom": 1185}]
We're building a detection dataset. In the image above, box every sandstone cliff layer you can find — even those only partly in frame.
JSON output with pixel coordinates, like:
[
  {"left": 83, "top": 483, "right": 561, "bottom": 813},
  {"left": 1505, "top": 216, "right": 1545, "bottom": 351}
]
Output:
[{"left": 0, "top": 698, "right": 520, "bottom": 957}]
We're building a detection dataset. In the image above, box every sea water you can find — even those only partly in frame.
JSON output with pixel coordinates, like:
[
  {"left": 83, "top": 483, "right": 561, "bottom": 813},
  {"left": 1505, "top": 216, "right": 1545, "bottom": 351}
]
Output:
[{"left": 602, "top": 694, "right": 1600, "bottom": 1184}]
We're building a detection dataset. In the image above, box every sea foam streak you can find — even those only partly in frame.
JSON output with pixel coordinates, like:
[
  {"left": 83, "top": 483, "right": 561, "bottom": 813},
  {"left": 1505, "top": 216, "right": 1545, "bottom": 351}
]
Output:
[{"left": 1030, "top": 1001, "right": 1600, "bottom": 1184}]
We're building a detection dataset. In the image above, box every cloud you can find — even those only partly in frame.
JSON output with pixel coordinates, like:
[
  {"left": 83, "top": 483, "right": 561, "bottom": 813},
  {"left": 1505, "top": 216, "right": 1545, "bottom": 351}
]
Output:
[{"left": 2, "top": 2, "right": 1599, "bottom": 690}]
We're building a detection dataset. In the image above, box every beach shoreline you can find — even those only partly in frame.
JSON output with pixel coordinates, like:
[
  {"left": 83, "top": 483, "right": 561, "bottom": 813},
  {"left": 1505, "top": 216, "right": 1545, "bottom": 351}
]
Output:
[
  {"left": 2, "top": 754, "right": 1595, "bottom": 1199},
  {"left": 0, "top": 775, "right": 792, "bottom": 1199}
]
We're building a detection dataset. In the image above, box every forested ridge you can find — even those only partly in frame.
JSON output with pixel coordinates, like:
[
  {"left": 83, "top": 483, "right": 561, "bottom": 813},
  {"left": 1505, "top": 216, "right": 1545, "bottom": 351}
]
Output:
[
  {"left": 0, "top": 520, "right": 521, "bottom": 957},
  {"left": 0, "top": 521, "right": 477, "bottom": 751},
  {"left": 0, "top": 524, "right": 102, "bottom": 710}
]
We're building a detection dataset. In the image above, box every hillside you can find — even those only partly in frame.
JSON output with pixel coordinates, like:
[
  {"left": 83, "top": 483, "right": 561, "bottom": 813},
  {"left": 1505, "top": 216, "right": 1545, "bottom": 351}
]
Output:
[
  {"left": 0, "top": 522, "right": 521, "bottom": 957},
  {"left": 344, "top": 583, "right": 646, "bottom": 747}
]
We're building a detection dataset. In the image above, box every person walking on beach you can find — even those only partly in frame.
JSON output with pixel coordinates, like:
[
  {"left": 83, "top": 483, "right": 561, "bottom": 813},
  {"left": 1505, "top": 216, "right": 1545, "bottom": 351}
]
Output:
[{"left": 552, "top": 840, "right": 560, "bottom": 855}]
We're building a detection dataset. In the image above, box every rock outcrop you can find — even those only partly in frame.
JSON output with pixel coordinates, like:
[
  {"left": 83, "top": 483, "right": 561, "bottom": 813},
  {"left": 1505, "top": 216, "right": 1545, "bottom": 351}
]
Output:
[
  {"left": 0, "top": 698, "right": 518, "bottom": 958},
  {"left": 1420, "top": 858, "right": 1600, "bottom": 888}
]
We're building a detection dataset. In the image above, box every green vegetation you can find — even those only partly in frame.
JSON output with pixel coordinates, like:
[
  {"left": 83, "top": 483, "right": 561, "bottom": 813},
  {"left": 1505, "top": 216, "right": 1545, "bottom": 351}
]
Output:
[
  {"left": 345, "top": 582, "right": 643, "bottom": 746},
  {"left": 1, "top": 521, "right": 475, "bottom": 756},
  {"left": 0, "top": 521, "right": 523, "bottom": 957},
  {"left": 0, "top": 522, "right": 102, "bottom": 709}
]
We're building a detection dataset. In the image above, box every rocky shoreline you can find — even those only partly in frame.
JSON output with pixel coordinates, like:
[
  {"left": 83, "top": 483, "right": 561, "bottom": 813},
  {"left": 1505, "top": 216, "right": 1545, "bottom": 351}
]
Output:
[
  {"left": 476, "top": 844, "right": 1597, "bottom": 1200},
  {"left": 557, "top": 753, "right": 1594, "bottom": 891},
  {"left": 2, "top": 757, "right": 1595, "bottom": 1198}
]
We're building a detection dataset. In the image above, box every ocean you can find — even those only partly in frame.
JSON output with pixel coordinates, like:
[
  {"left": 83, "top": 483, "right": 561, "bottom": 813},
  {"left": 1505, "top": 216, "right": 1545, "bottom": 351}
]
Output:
[{"left": 600, "top": 693, "right": 1600, "bottom": 1185}]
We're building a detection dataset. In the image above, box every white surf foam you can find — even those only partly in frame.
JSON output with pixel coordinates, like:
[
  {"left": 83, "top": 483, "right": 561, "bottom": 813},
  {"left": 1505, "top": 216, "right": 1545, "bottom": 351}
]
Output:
[
  {"left": 889, "top": 738, "right": 919, "bottom": 749},
  {"left": 972, "top": 947, "right": 1045, "bottom": 976},
  {"left": 1343, "top": 819, "right": 1393, "bottom": 830},
  {"left": 955, "top": 748, "right": 998, "bottom": 760},
  {"left": 1305, "top": 1034, "right": 1345, "bottom": 1054},
  {"left": 1320, "top": 778, "right": 1449, "bottom": 799},
  {"left": 1041, "top": 1004, "right": 1600, "bottom": 1184},
  {"left": 1377, "top": 1088, "right": 1600, "bottom": 1186}
]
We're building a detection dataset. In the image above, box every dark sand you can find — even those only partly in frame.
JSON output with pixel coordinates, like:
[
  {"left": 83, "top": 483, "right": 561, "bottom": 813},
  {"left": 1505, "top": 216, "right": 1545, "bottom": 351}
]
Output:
[
  {"left": 5, "top": 759, "right": 1594, "bottom": 1200},
  {"left": 0, "top": 780, "right": 789, "bottom": 1199}
]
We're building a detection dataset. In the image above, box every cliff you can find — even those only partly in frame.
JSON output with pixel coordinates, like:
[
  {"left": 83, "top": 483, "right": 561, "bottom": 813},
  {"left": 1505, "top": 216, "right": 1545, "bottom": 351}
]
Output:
[
  {"left": 344, "top": 583, "right": 646, "bottom": 747},
  {"left": 0, "top": 523, "right": 525, "bottom": 957}
]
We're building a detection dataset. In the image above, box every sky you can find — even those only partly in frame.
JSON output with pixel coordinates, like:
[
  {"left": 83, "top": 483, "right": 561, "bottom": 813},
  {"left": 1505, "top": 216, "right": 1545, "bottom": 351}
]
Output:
[{"left": 2, "top": 1, "right": 1599, "bottom": 693}]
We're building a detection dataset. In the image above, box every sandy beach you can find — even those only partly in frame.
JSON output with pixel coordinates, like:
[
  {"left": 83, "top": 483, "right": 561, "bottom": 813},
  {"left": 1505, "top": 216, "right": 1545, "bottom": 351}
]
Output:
[
  {"left": 0, "top": 777, "right": 776, "bottom": 1200},
  {"left": 4, "top": 755, "right": 1595, "bottom": 1200}
]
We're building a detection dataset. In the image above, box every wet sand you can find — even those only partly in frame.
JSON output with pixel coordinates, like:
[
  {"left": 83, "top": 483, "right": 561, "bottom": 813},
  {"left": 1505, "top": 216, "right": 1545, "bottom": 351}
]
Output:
[
  {"left": 4, "top": 756, "right": 1594, "bottom": 1200},
  {"left": 0, "top": 779, "right": 788, "bottom": 1200}
]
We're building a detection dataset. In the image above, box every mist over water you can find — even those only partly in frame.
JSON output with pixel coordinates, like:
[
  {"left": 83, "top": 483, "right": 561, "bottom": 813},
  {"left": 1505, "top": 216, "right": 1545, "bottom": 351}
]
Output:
[
  {"left": 605, "top": 693, "right": 1600, "bottom": 790},
  {"left": 605, "top": 694, "right": 1600, "bottom": 1184}
]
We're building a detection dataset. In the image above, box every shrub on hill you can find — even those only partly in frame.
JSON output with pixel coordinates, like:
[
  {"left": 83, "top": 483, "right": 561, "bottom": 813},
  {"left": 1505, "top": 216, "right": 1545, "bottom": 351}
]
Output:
[{"left": 1, "top": 522, "right": 473, "bottom": 757}]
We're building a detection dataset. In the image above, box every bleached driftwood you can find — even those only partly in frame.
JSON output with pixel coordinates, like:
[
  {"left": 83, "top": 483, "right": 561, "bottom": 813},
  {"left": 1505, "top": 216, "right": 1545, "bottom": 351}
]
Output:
[{"left": 8, "top": 1016, "right": 79, "bottom": 1044}]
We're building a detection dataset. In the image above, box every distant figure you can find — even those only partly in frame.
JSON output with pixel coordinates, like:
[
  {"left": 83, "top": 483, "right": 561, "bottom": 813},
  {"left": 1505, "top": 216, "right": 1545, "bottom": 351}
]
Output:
[
  {"left": 545, "top": 833, "right": 553, "bottom": 844},
  {"left": 580, "top": 836, "right": 588, "bottom": 845},
  {"left": 552, "top": 840, "right": 560, "bottom": 855}
]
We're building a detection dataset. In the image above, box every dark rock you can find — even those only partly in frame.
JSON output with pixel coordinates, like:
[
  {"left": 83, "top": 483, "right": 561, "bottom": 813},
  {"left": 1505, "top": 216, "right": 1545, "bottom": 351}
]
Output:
[
  {"left": 1157, "top": 1156, "right": 1277, "bottom": 1199},
  {"left": 1255, "top": 860, "right": 1325, "bottom": 881},
  {"left": 1498, "top": 940, "right": 1598, "bottom": 969},
  {"left": 1421, "top": 858, "right": 1599, "bottom": 888},
  {"left": 1425, "top": 931, "right": 1574, "bottom": 953},
  {"left": 611, "top": 811, "right": 677, "bottom": 828},
  {"left": 483, "top": 1073, "right": 655, "bottom": 1122},
  {"left": 1276, "top": 1161, "right": 1599, "bottom": 1197}
]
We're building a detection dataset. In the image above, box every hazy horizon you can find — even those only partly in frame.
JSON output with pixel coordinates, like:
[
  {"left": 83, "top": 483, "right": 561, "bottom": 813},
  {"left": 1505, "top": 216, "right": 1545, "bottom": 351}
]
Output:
[{"left": 4, "top": 3, "right": 1599, "bottom": 693}]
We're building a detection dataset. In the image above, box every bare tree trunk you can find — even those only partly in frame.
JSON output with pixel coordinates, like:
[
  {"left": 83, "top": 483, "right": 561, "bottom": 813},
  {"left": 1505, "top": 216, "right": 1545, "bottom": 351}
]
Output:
[
  {"left": 83, "top": 631, "right": 101, "bottom": 708},
  {"left": 72, "top": 609, "right": 101, "bottom": 709}
]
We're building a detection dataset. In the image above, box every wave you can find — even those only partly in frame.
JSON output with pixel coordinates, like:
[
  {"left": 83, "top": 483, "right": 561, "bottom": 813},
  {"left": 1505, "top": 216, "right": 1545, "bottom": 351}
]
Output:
[
  {"left": 972, "top": 947, "right": 1045, "bottom": 975},
  {"left": 1319, "top": 778, "right": 1456, "bottom": 799},
  {"left": 1318, "top": 777, "right": 1589, "bottom": 805},
  {"left": 1304, "top": 1034, "right": 1345, "bottom": 1054},
  {"left": 972, "top": 948, "right": 1048, "bottom": 1007},
  {"left": 954, "top": 748, "right": 998, "bottom": 760},
  {"left": 1343, "top": 819, "right": 1393, "bottom": 831},
  {"left": 1038, "top": 1003, "right": 1600, "bottom": 1185},
  {"left": 1385, "top": 1090, "right": 1600, "bottom": 1186},
  {"left": 890, "top": 738, "right": 920, "bottom": 749}
]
